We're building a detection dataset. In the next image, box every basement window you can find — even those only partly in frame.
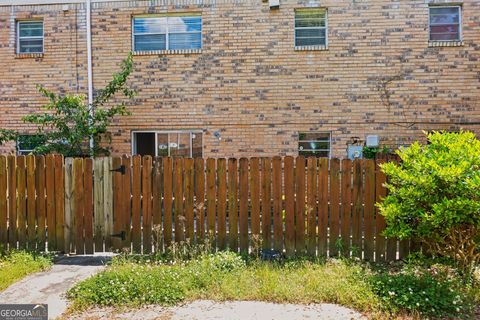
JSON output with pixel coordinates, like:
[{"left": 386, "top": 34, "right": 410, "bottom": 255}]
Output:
[
  {"left": 294, "top": 8, "right": 328, "bottom": 50},
  {"left": 17, "top": 20, "right": 44, "bottom": 54},
  {"left": 298, "top": 132, "right": 331, "bottom": 158},
  {"left": 132, "top": 14, "right": 202, "bottom": 52},
  {"left": 16, "top": 134, "right": 46, "bottom": 155},
  {"left": 429, "top": 6, "right": 462, "bottom": 42},
  {"left": 133, "top": 131, "right": 203, "bottom": 158}
]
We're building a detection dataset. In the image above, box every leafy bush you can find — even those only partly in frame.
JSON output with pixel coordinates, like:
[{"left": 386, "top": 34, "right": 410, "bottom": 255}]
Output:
[
  {"left": 197, "top": 251, "right": 246, "bottom": 273},
  {"left": 379, "top": 131, "right": 480, "bottom": 274},
  {"left": 68, "top": 264, "right": 186, "bottom": 307},
  {"left": 372, "top": 269, "right": 474, "bottom": 318}
]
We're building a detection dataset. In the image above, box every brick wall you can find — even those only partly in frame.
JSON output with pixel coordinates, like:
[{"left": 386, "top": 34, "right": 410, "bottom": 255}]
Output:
[{"left": 0, "top": 0, "right": 479, "bottom": 157}]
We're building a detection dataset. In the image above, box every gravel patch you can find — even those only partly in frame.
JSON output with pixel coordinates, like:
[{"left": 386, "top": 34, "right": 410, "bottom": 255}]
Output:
[{"left": 66, "top": 300, "right": 366, "bottom": 320}]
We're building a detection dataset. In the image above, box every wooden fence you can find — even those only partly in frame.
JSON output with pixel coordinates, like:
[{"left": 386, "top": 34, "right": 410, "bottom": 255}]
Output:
[{"left": 0, "top": 155, "right": 410, "bottom": 261}]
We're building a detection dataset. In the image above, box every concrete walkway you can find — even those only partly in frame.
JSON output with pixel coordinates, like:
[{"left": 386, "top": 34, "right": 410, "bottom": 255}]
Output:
[
  {"left": 0, "top": 254, "right": 112, "bottom": 320},
  {"left": 68, "top": 301, "right": 366, "bottom": 320}
]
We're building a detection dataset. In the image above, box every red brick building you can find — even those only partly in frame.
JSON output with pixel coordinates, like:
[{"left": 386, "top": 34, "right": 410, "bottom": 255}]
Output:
[{"left": 0, "top": 0, "right": 479, "bottom": 158}]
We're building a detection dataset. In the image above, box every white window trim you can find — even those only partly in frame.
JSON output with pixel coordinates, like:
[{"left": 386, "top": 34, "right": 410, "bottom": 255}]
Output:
[
  {"left": 298, "top": 132, "right": 332, "bottom": 159},
  {"left": 131, "top": 130, "right": 204, "bottom": 158},
  {"left": 428, "top": 5, "right": 462, "bottom": 42},
  {"left": 294, "top": 8, "right": 328, "bottom": 50},
  {"left": 17, "top": 20, "right": 44, "bottom": 54},
  {"left": 131, "top": 15, "right": 202, "bottom": 53}
]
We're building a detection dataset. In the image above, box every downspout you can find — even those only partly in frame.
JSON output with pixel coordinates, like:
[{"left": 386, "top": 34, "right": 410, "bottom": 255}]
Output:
[{"left": 86, "top": 0, "right": 94, "bottom": 153}]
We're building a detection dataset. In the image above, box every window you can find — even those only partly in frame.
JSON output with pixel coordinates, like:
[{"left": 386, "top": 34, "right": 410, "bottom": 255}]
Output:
[
  {"left": 133, "top": 131, "right": 203, "bottom": 158},
  {"left": 429, "top": 6, "right": 462, "bottom": 41},
  {"left": 298, "top": 132, "right": 331, "bottom": 158},
  {"left": 133, "top": 14, "right": 202, "bottom": 52},
  {"left": 16, "top": 135, "right": 46, "bottom": 155},
  {"left": 295, "top": 9, "right": 327, "bottom": 48},
  {"left": 17, "top": 20, "right": 44, "bottom": 54}
]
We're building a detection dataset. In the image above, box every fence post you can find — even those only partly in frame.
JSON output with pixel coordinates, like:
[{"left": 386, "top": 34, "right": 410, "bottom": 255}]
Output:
[
  {"left": 0, "top": 156, "right": 7, "bottom": 247},
  {"left": 54, "top": 155, "right": 65, "bottom": 253},
  {"left": 239, "top": 158, "right": 249, "bottom": 253},
  {"left": 340, "top": 159, "right": 352, "bottom": 258},
  {"left": 142, "top": 156, "right": 152, "bottom": 254},
  {"left": 295, "top": 156, "right": 306, "bottom": 254},
  {"left": 72, "top": 158, "right": 84, "bottom": 254},
  {"left": 83, "top": 158, "right": 94, "bottom": 254},
  {"left": 93, "top": 158, "right": 105, "bottom": 252},
  {"left": 7, "top": 156, "right": 16, "bottom": 249},
  {"left": 174, "top": 157, "right": 185, "bottom": 243},
  {"left": 306, "top": 157, "right": 318, "bottom": 256},
  {"left": 329, "top": 158, "right": 340, "bottom": 257},
  {"left": 64, "top": 158, "right": 74, "bottom": 253},
  {"left": 364, "top": 160, "right": 375, "bottom": 261},
  {"left": 284, "top": 156, "right": 295, "bottom": 257},
  {"left": 216, "top": 158, "right": 227, "bottom": 250},
  {"left": 317, "top": 158, "right": 328, "bottom": 256},
  {"left": 17, "top": 156, "right": 26, "bottom": 250},
  {"left": 228, "top": 158, "right": 238, "bottom": 251},
  {"left": 206, "top": 158, "right": 216, "bottom": 246}
]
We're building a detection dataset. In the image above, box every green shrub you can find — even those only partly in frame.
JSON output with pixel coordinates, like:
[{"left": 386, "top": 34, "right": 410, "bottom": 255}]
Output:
[
  {"left": 372, "top": 270, "right": 474, "bottom": 318},
  {"left": 379, "top": 131, "right": 480, "bottom": 274},
  {"left": 67, "top": 264, "right": 186, "bottom": 307}
]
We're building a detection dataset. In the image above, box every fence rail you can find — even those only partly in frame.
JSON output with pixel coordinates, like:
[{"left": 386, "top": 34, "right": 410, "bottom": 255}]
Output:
[{"left": 0, "top": 155, "right": 410, "bottom": 261}]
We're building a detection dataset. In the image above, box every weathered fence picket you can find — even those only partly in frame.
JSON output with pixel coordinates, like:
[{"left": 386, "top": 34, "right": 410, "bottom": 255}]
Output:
[{"left": 0, "top": 155, "right": 411, "bottom": 261}]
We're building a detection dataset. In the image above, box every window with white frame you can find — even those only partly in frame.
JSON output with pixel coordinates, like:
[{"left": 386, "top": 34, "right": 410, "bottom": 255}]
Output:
[
  {"left": 133, "top": 131, "right": 203, "bottom": 158},
  {"left": 429, "top": 6, "right": 462, "bottom": 41},
  {"left": 294, "top": 9, "right": 327, "bottom": 47},
  {"left": 133, "top": 14, "right": 202, "bottom": 52},
  {"left": 298, "top": 132, "right": 331, "bottom": 158},
  {"left": 17, "top": 20, "right": 44, "bottom": 54}
]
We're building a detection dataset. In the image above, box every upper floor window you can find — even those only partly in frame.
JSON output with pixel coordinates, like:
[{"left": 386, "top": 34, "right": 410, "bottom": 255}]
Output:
[
  {"left": 17, "top": 20, "right": 44, "bottom": 54},
  {"left": 298, "top": 132, "right": 331, "bottom": 158},
  {"left": 429, "top": 6, "right": 462, "bottom": 41},
  {"left": 294, "top": 9, "right": 327, "bottom": 48},
  {"left": 133, "top": 14, "right": 202, "bottom": 52}
]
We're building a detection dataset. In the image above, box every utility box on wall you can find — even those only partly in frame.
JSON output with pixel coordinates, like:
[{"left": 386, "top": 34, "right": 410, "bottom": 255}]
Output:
[
  {"left": 347, "top": 146, "right": 363, "bottom": 160},
  {"left": 366, "top": 135, "right": 380, "bottom": 147},
  {"left": 269, "top": 0, "right": 280, "bottom": 9}
]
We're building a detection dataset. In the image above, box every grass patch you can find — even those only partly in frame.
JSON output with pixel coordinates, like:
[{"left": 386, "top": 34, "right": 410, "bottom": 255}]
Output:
[
  {"left": 68, "top": 252, "right": 380, "bottom": 314},
  {"left": 0, "top": 250, "right": 53, "bottom": 291},
  {"left": 68, "top": 251, "right": 480, "bottom": 319}
]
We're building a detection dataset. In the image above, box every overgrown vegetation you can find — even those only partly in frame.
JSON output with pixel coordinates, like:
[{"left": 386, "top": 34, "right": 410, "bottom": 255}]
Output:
[
  {"left": 0, "top": 53, "right": 134, "bottom": 157},
  {"left": 379, "top": 131, "right": 480, "bottom": 276},
  {"left": 67, "top": 247, "right": 480, "bottom": 319},
  {"left": 0, "top": 250, "right": 53, "bottom": 291}
]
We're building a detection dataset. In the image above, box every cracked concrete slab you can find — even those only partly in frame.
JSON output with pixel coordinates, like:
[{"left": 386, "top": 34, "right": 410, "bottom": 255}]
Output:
[
  {"left": 67, "top": 300, "right": 366, "bottom": 320},
  {"left": 0, "top": 254, "right": 113, "bottom": 320}
]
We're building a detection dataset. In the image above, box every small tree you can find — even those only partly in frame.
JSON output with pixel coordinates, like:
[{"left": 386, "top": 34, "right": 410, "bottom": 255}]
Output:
[
  {"left": 1, "top": 53, "right": 134, "bottom": 157},
  {"left": 0, "top": 129, "right": 18, "bottom": 146},
  {"left": 379, "top": 131, "right": 480, "bottom": 275}
]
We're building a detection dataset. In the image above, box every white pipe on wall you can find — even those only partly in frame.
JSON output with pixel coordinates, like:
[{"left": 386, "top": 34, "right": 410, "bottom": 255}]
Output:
[{"left": 86, "top": 0, "right": 94, "bottom": 151}]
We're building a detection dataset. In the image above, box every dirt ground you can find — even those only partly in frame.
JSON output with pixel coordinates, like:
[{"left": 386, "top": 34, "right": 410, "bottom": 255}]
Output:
[{"left": 66, "top": 300, "right": 366, "bottom": 320}]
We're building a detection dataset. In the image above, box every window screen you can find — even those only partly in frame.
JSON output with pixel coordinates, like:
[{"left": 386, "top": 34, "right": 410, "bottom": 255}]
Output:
[
  {"left": 298, "top": 132, "right": 331, "bottom": 158},
  {"left": 17, "top": 21, "right": 43, "bottom": 54},
  {"left": 429, "top": 6, "right": 461, "bottom": 41},
  {"left": 133, "top": 15, "right": 202, "bottom": 51},
  {"left": 295, "top": 9, "right": 327, "bottom": 47}
]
